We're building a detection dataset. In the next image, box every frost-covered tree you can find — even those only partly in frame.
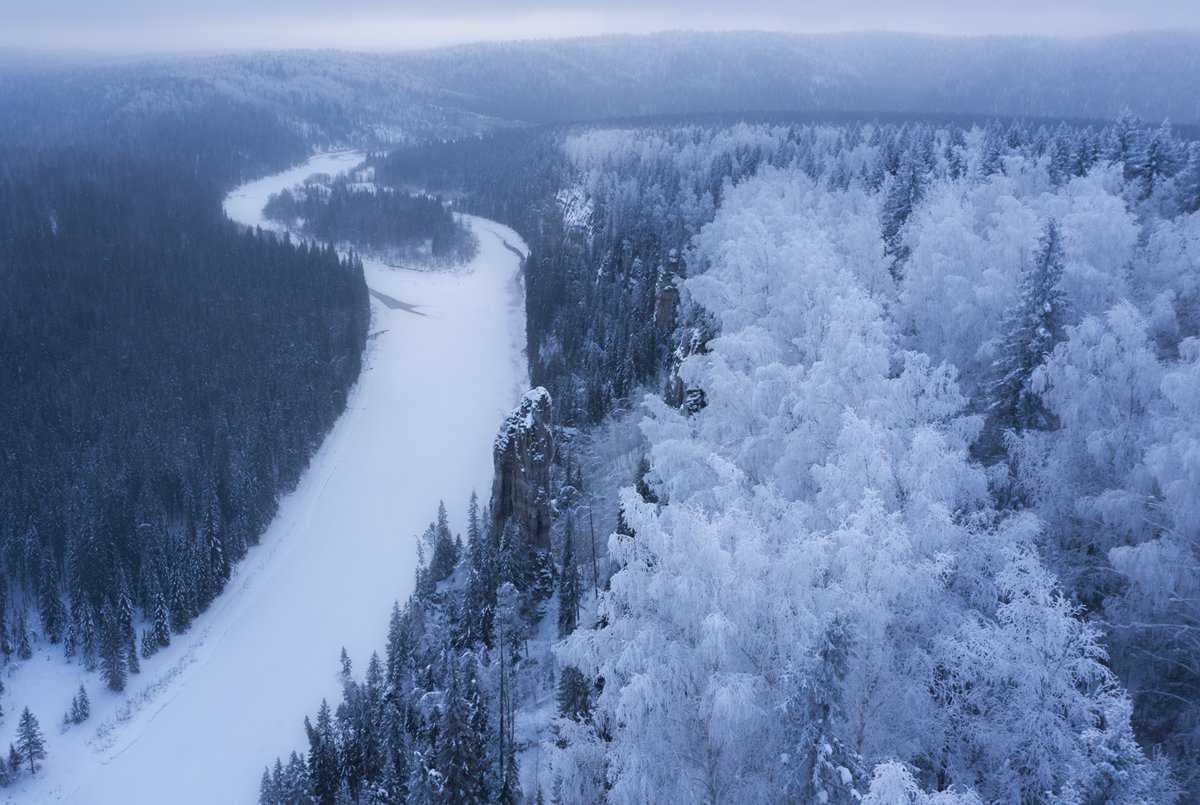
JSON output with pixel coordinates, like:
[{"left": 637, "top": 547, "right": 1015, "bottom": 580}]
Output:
[
  {"left": 983, "top": 218, "right": 1067, "bottom": 452},
  {"left": 434, "top": 660, "right": 490, "bottom": 804}
]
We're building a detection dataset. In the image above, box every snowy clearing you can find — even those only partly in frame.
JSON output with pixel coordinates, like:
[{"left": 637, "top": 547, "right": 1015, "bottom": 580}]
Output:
[{"left": 3, "top": 152, "right": 528, "bottom": 803}]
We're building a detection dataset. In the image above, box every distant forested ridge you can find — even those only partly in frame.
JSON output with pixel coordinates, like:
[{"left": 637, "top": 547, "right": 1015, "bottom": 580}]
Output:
[
  {"left": 264, "top": 173, "right": 476, "bottom": 265},
  {"left": 3, "top": 30, "right": 1199, "bottom": 169},
  {"left": 0, "top": 150, "right": 369, "bottom": 687}
]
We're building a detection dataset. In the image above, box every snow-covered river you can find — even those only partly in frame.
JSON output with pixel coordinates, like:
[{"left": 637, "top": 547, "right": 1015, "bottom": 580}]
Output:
[{"left": 5, "top": 152, "right": 528, "bottom": 803}]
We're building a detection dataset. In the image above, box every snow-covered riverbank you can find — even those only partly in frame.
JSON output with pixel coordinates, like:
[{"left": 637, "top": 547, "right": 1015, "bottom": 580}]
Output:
[{"left": 4, "top": 152, "right": 528, "bottom": 803}]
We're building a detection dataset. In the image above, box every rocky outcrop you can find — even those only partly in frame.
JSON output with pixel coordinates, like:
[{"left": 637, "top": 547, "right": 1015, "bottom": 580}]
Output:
[
  {"left": 653, "top": 248, "right": 684, "bottom": 333},
  {"left": 490, "top": 387, "right": 555, "bottom": 549}
]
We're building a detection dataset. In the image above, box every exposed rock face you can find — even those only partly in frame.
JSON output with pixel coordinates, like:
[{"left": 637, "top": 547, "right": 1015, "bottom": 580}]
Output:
[
  {"left": 653, "top": 248, "right": 684, "bottom": 333},
  {"left": 490, "top": 387, "right": 555, "bottom": 549}
]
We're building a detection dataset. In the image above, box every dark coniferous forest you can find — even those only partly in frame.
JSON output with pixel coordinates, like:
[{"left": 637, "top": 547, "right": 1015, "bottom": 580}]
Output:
[
  {"left": 0, "top": 149, "right": 369, "bottom": 683},
  {"left": 264, "top": 177, "right": 476, "bottom": 264}
]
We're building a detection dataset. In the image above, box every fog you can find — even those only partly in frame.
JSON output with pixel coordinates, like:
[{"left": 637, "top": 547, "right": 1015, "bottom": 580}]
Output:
[{"left": 3, "top": 0, "right": 1199, "bottom": 52}]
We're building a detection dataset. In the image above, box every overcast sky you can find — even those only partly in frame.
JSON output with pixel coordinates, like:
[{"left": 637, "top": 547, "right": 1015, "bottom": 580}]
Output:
[{"left": 4, "top": 0, "right": 1199, "bottom": 52}]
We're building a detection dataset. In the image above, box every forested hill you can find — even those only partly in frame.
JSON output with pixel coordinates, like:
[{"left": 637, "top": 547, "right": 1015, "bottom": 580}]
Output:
[
  {"left": 0, "top": 150, "right": 369, "bottom": 692},
  {"left": 3, "top": 29, "right": 1200, "bottom": 173},
  {"left": 398, "top": 30, "right": 1200, "bottom": 125}
]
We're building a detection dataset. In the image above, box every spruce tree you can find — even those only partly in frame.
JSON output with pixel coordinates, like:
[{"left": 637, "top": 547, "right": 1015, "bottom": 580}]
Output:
[
  {"left": 881, "top": 154, "right": 923, "bottom": 272},
  {"left": 259, "top": 767, "right": 274, "bottom": 805},
  {"left": 383, "top": 699, "right": 412, "bottom": 803},
  {"left": 980, "top": 126, "right": 1005, "bottom": 176},
  {"left": 464, "top": 496, "right": 497, "bottom": 647},
  {"left": 385, "top": 601, "right": 413, "bottom": 690},
  {"left": 16, "top": 708, "right": 46, "bottom": 775},
  {"left": 7, "top": 744, "right": 20, "bottom": 777},
  {"left": 16, "top": 613, "right": 31, "bottom": 660},
  {"left": 141, "top": 628, "right": 157, "bottom": 660},
  {"left": 284, "top": 751, "right": 308, "bottom": 803},
  {"left": 430, "top": 501, "right": 460, "bottom": 582},
  {"left": 99, "top": 605, "right": 127, "bottom": 692},
  {"left": 126, "top": 628, "right": 141, "bottom": 675},
  {"left": 557, "top": 522, "right": 581, "bottom": 637},
  {"left": 305, "top": 700, "right": 339, "bottom": 805},
  {"left": 38, "top": 560, "right": 65, "bottom": 645},
  {"left": 0, "top": 572, "right": 10, "bottom": 656},
  {"left": 985, "top": 218, "right": 1068, "bottom": 451},
  {"left": 434, "top": 664, "right": 490, "bottom": 804},
  {"left": 498, "top": 741, "right": 522, "bottom": 805},
  {"left": 1138, "top": 119, "right": 1178, "bottom": 199},
  {"left": 556, "top": 666, "right": 592, "bottom": 722},
  {"left": 782, "top": 617, "right": 865, "bottom": 804},
  {"left": 66, "top": 685, "right": 90, "bottom": 725},
  {"left": 1180, "top": 141, "right": 1200, "bottom": 214},
  {"left": 151, "top": 588, "right": 172, "bottom": 649}
]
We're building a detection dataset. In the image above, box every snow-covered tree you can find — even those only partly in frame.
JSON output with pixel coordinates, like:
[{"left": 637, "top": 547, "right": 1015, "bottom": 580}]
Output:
[
  {"left": 16, "top": 709, "right": 46, "bottom": 776},
  {"left": 984, "top": 218, "right": 1068, "bottom": 451}
]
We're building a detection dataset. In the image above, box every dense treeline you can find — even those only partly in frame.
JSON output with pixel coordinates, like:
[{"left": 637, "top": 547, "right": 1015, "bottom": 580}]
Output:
[
  {"left": 375, "top": 127, "right": 678, "bottom": 424},
  {"left": 264, "top": 176, "right": 476, "bottom": 264},
  {"left": 0, "top": 83, "right": 310, "bottom": 190},
  {"left": 0, "top": 150, "right": 369, "bottom": 691},
  {"left": 262, "top": 487, "right": 564, "bottom": 805},
  {"left": 301, "top": 112, "right": 1200, "bottom": 803}
]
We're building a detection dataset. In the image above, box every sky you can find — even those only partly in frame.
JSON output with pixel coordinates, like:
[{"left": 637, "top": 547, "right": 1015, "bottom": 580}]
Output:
[{"left": 2, "top": 0, "right": 1199, "bottom": 52}]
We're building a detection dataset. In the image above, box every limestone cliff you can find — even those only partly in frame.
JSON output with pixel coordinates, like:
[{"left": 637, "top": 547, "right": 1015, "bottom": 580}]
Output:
[{"left": 490, "top": 387, "right": 555, "bottom": 549}]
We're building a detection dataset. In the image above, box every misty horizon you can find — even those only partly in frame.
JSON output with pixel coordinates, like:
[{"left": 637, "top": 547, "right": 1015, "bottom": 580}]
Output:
[{"left": 4, "top": 1, "right": 1200, "bottom": 53}]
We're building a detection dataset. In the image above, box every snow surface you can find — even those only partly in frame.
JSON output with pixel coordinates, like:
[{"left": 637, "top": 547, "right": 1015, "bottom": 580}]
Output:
[{"left": 3, "top": 151, "right": 529, "bottom": 803}]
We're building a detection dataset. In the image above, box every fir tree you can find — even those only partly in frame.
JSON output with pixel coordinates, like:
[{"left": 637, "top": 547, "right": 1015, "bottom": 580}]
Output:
[
  {"left": 151, "top": 588, "right": 172, "bottom": 650},
  {"left": 498, "top": 740, "right": 522, "bottom": 805},
  {"left": 141, "top": 628, "right": 157, "bottom": 660},
  {"left": 99, "top": 604, "right": 127, "bottom": 692},
  {"left": 284, "top": 751, "right": 309, "bottom": 803},
  {"left": 1137, "top": 119, "right": 1178, "bottom": 199},
  {"left": 126, "top": 625, "right": 141, "bottom": 675},
  {"left": 340, "top": 646, "right": 353, "bottom": 681},
  {"left": 980, "top": 126, "right": 1005, "bottom": 176},
  {"left": 782, "top": 616, "right": 865, "bottom": 804},
  {"left": 66, "top": 685, "right": 90, "bottom": 725},
  {"left": 434, "top": 662, "right": 490, "bottom": 804},
  {"left": 1180, "top": 141, "right": 1200, "bottom": 214},
  {"left": 16, "top": 708, "right": 46, "bottom": 775},
  {"left": 38, "top": 559, "right": 66, "bottom": 645},
  {"left": 985, "top": 218, "right": 1068, "bottom": 451},
  {"left": 881, "top": 154, "right": 924, "bottom": 272},
  {"left": 6, "top": 745, "right": 19, "bottom": 778},
  {"left": 16, "top": 612, "right": 31, "bottom": 661},
  {"left": 385, "top": 601, "right": 413, "bottom": 691},
  {"left": 259, "top": 767, "right": 274, "bottom": 805},
  {"left": 305, "top": 700, "right": 339, "bottom": 805},
  {"left": 556, "top": 666, "right": 592, "bottom": 722},
  {"left": 78, "top": 603, "right": 97, "bottom": 670},
  {"left": 430, "top": 501, "right": 460, "bottom": 582},
  {"left": 0, "top": 572, "right": 10, "bottom": 656},
  {"left": 464, "top": 496, "right": 497, "bottom": 647},
  {"left": 557, "top": 522, "right": 581, "bottom": 638}
]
